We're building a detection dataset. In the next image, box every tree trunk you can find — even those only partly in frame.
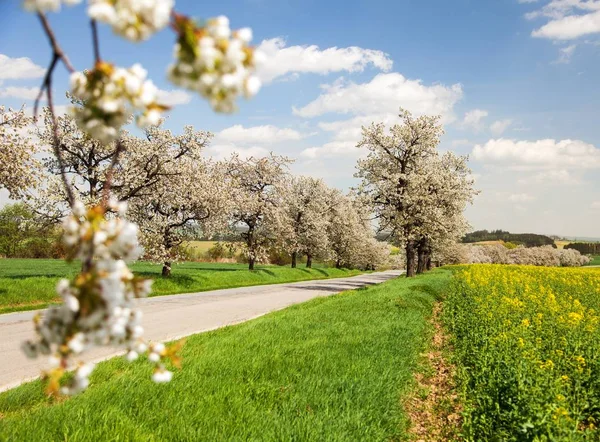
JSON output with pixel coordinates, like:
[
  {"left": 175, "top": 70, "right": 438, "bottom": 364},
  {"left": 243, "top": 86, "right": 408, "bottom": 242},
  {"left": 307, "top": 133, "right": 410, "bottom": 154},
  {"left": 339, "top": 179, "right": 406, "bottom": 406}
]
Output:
[
  {"left": 335, "top": 258, "right": 342, "bottom": 269},
  {"left": 249, "top": 257, "right": 255, "bottom": 271},
  {"left": 291, "top": 251, "right": 297, "bottom": 268},
  {"left": 426, "top": 256, "right": 432, "bottom": 271},
  {"left": 417, "top": 237, "right": 428, "bottom": 274},
  {"left": 162, "top": 261, "right": 171, "bottom": 277},
  {"left": 306, "top": 254, "right": 312, "bottom": 268},
  {"left": 406, "top": 241, "right": 416, "bottom": 277}
]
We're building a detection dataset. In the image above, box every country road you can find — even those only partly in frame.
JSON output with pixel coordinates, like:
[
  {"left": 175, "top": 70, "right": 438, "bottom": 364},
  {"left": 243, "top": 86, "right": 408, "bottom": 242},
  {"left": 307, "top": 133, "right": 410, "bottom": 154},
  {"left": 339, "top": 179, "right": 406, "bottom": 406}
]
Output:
[{"left": 0, "top": 270, "right": 403, "bottom": 392}]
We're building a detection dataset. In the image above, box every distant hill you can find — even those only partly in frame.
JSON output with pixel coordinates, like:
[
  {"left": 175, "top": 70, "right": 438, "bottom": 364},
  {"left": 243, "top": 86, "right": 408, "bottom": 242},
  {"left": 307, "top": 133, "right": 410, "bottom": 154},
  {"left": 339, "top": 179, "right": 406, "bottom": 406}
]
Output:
[{"left": 462, "top": 230, "right": 555, "bottom": 248}]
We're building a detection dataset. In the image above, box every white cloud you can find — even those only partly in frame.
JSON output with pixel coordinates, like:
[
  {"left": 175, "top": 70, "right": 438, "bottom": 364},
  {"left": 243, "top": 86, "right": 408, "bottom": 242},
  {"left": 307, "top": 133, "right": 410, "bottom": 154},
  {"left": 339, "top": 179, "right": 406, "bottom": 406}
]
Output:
[
  {"left": 591, "top": 201, "right": 600, "bottom": 209},
  {"left": 490, "top": 119, "right": 512, "bottom": 136},
  {"left": 215, "top": 124, "right": 307, "bottom": 145},
  {"left": 206, "top": 144, "right": 270, "bottom": 160},
  {"left": 292, "top": 73, "right": 463, "bottom": 121},
  {"left": 461, "top": 109, "right": 488, "bottom": 131},
  {"left": 156, "top": 89, "right": 192, "bottom": 106},
  {"left": 472, "top": 138, "right": 600, "bottom": 169},
  {"left": 508, "top": 193, "right": 535, "bottom": 202},
  {"left": 555, "top": 44, "right": 577, "bottom": 63},
  {"left": 518, "top": 169, "right": 581, "bottom": 185},
  {"left": 301, "top": 141, "right": 362, "bottom": 159},
  {"left": 256, "top": 37, "right": 393, "bottom": 84},
  {"left": 0, "top": 86, "right": 40, "bottom": 100},
  {"left": 529, "top": 1, "right": 600, "bottom": 40},
  {"left": 0, "top": 54, "right": 45, "bottom": 80}
]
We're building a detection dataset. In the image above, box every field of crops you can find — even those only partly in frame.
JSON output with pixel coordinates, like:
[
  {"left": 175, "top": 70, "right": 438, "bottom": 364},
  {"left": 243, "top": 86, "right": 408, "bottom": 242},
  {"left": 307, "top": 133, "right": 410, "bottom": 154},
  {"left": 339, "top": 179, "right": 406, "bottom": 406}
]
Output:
[{"left": 444, "top": 265, "right": 600, "bottom": 440}]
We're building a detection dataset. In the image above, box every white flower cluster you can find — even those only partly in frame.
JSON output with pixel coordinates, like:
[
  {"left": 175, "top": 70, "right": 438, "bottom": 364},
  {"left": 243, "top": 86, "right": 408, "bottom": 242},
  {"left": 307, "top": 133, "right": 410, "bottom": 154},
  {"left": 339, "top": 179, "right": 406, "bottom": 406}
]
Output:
[
  {"left": 88, "top": 0, "right": 174, "bottom": 41},
  {"left": 168, "top": 15, "right": 263, "bottom": 113},
  {"left": 70, "top": 62, "right": 166, "bottom": 144},
  {"left": 22, "top": 199, "right": 175, "bottom": 395},
  {"left": 22, "top": 0, "right": 80, "bottom": 13}
]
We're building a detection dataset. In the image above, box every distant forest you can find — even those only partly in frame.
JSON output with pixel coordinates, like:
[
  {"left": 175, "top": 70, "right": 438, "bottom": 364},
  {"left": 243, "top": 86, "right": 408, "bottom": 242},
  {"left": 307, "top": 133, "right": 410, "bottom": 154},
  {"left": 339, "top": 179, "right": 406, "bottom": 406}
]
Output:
[
  {"left": 462, "top": 230, "right": 555, "bottom": 248},
  {"left": 565, "top": 243, "right": 600, "bottom": 254}
]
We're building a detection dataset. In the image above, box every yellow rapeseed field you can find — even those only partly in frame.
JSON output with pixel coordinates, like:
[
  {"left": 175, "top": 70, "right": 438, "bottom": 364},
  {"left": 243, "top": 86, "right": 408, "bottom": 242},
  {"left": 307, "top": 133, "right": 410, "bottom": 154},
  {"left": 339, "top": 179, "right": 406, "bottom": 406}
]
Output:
[{"left": 444, "top": 264, "right": 600, "bottom": 441}]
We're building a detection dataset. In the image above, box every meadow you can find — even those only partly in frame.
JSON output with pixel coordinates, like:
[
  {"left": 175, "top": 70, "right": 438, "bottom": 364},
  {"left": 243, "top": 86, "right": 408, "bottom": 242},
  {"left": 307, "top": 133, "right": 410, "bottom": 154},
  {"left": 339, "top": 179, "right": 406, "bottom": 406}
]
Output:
[
  {"left": 444, "top": 265, "right": 600, "bottom": 440},
  {"left": 0, "top": 259, "right": 363, "bottom": 314},
  {"left": 0, "top": 270, "right": 449, "bottom": 441}
]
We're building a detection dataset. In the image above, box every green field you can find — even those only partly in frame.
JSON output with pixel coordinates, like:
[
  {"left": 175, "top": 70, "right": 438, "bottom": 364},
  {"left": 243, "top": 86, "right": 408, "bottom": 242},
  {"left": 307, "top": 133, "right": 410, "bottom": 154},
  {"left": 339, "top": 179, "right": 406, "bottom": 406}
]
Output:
[
  {"left": 0, "top": 259, "right": 364, "bottom": 314},
  {"left": 585, "top": 255, "right": 600, "bottom": 266},
  {"left": 0, "top": 270, "right": 448, "bottom": 441}
]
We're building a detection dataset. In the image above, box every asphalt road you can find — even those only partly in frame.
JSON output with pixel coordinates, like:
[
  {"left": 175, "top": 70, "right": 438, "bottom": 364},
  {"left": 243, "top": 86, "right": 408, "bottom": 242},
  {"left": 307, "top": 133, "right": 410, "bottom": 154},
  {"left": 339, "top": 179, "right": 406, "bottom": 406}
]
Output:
[{"left": 0, "top": 270, "right": 402, "bottom": 392}]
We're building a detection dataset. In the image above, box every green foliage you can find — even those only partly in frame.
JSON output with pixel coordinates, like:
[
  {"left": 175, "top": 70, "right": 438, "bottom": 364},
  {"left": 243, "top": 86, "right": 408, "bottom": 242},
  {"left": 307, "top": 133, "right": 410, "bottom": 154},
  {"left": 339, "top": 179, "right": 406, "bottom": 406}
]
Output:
[
  {"left": 444, "top": 265, "right": 600, "bottom": 441},
  {"left": 206, "top": 242, "right": 236, "bottom": 261},
  {"left": 0, "top": 270, "right": 450, "bottom": 441},
  {"left": 565, "top": 242, "right": 600, "bottom": 255},
  {"left": 0, "top": 204, "right": 60, "bottom": 258},
  {"left": 0, "top": 259, "right": 364, "bottom": 313},
  {"left": 503, "top": 241, "right": 518, "bottom": 249},
  {"left": 463, "top": 229, "right": 555, "bottom": 248}
]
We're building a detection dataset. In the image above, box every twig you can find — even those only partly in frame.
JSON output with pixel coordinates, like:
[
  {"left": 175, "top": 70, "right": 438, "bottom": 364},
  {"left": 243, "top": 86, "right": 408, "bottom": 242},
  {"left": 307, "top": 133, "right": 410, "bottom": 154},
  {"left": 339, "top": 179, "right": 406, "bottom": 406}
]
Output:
[
  {"left": 46, "top": 84, "right": 75, "bottom": 207},
  {"left": 34, "top": 13, "right": 76, "bottom": 119},
  {"left": 91, "top": 19, "right": 101, "bottom": 63}
]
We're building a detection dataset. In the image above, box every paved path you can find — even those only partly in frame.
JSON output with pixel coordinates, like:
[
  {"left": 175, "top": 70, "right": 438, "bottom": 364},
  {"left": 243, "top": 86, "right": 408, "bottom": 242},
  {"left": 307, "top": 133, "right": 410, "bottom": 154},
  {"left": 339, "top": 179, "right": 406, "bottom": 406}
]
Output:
[{"left": 0, "top": 270, "right": 402, "bottom": 392}]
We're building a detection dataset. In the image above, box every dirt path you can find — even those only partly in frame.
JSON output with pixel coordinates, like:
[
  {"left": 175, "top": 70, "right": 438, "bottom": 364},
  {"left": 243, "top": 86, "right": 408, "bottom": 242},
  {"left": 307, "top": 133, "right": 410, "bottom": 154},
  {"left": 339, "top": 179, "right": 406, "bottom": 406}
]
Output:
[{"left": 0, "top": 270, "right": 402, "bottom": 392}]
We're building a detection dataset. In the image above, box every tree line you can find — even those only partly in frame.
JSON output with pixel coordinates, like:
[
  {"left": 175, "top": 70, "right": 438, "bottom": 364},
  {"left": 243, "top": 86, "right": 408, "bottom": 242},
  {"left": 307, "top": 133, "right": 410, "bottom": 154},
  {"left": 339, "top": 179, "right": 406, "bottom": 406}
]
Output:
[
  {"left": 564, "top": 242, "right": 600, "bottom": 255},
  {"left": 1, "top": 107, "right": 392, "bottom": 276},
  {"left": 462, "top": 229, "right": 555, "bottom": 248},
  {"left": 2, "top": 106, "right": 477, "bottom": 278}
]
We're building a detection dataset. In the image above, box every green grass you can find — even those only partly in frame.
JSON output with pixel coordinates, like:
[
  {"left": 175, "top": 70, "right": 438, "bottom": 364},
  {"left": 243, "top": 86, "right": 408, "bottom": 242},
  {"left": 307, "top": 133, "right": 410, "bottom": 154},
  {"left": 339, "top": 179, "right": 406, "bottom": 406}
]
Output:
[
  {"left": 0, "top": 259, "right": 364, "bottom": 314},
  {"left": 584, "top": 255, "right": 600, "bottom": 266},
  {"left": 0, "top": 269, "right": 450, "bottom": 441}
]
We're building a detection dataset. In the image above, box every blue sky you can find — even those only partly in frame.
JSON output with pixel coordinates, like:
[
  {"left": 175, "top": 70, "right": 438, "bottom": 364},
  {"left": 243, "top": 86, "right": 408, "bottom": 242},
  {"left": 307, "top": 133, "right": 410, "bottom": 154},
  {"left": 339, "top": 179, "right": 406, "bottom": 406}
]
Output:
[{"left": 1, "top": 0, "right": 600, "bottom": 237}]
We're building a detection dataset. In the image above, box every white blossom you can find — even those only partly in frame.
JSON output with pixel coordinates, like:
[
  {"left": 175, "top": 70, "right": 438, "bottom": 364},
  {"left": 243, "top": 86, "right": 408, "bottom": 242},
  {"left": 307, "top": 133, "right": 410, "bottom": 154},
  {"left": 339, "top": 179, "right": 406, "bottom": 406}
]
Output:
[
  {"left": 22, "top": 0, "right": 80, "bottom": 13},
  {"left": 152, "top": 368, "right": 173, "bottom": 383},
  {"left": 168, "top": 15, "right": 262, "bottom": 113},
  {"left": 70, "top": 62, "right": 167, "bottom": 144},
  {"left": 88, "top": 0, "right": 174, "bottom": 41}
]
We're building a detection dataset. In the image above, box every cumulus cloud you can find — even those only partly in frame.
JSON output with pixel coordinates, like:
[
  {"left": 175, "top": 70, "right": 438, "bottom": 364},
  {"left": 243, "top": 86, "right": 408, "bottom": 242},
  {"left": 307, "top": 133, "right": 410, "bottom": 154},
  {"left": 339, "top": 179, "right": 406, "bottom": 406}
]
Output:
[
  {"left": 529, "top": 1, "right": 600, "bottom": 40},
  {"left": 215, "top": 124, "right": 307, "bottom": 144},
  {"left": 207, "top": 124, "right": 308, "bottom": 160},
  {"left": 0, "top": 54, "right": 45, "bottom": 80},
  {"left": 472, "top": 138, "right": 600, "bottom": 169},
  {"left": 301, "top": 141, "right": 363, "bottom": 159},
  {"left": 490, "top": 119, "right": 512, "bottom": 136},
  {"left": 156, "top": 89, "right": 192, "bottom": 106},
  {"left": 0, "top": 86, "right": 40, "bottom": 100},
  {"left": 292, "top": 73, "right": 463, "bottom": 121},
  {"left": 206, "top": 144, "right": 270, "bottom": 160},
  {"left": 518, "top": 169, "right": 582, "bottom": 185},
  {"left": 461, "top": 109, "right": 488, "bottom": 131},
  {"left": 256, "top": 38, "right": 393, "bottom": 84}
]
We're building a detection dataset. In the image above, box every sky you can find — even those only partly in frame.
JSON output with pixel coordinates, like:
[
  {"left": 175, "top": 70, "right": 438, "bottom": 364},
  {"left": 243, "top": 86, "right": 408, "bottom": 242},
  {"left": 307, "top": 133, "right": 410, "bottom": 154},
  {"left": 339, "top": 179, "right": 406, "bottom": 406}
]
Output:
[{"left": 1, "top": 0, "right": 600, "bottom": 237}]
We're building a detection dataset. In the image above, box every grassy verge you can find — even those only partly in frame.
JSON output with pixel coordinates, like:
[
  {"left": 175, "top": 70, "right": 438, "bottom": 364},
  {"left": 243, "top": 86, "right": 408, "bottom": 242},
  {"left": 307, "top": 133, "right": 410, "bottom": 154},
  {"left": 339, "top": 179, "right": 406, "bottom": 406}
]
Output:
[
  {"left": 584, "top": 255, "right": 600, "bottom": 266},
  {"left": 0, "top": 269, "right": 450, "bottom": 441},
  {"left": 444, "top": 265, "right": 600, "bottom": 440},
  {"left": 0, "top": 259, "right": 364, "bottom": 314}
]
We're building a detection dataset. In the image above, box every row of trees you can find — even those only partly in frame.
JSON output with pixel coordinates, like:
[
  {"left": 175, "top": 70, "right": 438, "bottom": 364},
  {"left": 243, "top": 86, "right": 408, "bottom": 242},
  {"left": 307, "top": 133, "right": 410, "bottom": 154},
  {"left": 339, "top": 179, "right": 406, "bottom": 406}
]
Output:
[
  {"left": 355, "top": 109, "right": 478, "bottom": 277},
  {"left": 1, "top": 106, "right": 392, "bottom": 275},
  {"left": 442, "top": 243, "right": 590, "bottom": 267},
  {"left": 462, "top": 229, "right": 555, "bottom": 248},
  {"left": 565, "top": 242, "right": 600, "bottom": 255}
]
